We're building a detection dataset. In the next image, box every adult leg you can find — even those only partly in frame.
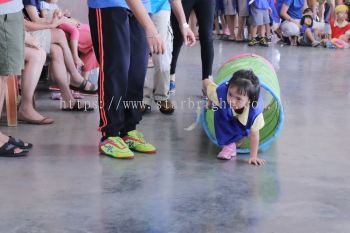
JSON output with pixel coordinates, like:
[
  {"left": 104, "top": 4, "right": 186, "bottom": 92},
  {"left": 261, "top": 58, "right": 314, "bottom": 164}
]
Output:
[
  {"left": 0, "top": 77, "right": 24, "bottom": 154},
  {"left": 150, "top": 11, "right": 172, "bottom": 102},
  {"left": 49, "top": 44, "right": 75, "bottom": 105},
  {"left": 193, "top": 0, "right": 215, "bottom": 80},
  {"left": 18, "top": 47, "right": 53, "bottom": 122},
  {"left": 170, "top": 0, "right": 196, "bottom": 77},
  {"left": 0, "top": 77, "right": 8, "bottom": 118}
]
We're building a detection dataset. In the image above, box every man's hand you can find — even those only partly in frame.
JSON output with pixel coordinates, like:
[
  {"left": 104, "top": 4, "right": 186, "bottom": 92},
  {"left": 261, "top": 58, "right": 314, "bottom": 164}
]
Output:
[{"left": 146, "top": 31, "right": 165, "bottom": 55}]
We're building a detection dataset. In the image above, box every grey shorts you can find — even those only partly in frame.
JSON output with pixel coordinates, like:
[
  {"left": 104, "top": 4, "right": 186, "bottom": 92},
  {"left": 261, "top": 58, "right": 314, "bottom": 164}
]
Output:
[
  {"left": 249, "top": 4, "right": 270, "bottom": 26},
  {"left": 224, "top": 0, "right": 237, "bottom": 15},
  {"left": 0, "top": 11, "right": 24, "bottom": 76}
]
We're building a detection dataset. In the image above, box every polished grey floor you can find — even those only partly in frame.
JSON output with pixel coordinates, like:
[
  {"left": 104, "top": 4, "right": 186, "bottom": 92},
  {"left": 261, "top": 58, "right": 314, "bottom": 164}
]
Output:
[{"left": 1, "top": 41, "right": 350, "bottom": 233}]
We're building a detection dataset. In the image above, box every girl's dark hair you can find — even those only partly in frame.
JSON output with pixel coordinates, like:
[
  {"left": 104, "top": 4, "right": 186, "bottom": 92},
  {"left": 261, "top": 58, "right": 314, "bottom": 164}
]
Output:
[
  {"left": 228, "top": 69, "right": 260, "bottom": 103},
  {"left": 302, "top": 7, "right": 312, "bottom": 15},
  {"left": 300, "top": 15, "right": 314, "bottom": 28}
]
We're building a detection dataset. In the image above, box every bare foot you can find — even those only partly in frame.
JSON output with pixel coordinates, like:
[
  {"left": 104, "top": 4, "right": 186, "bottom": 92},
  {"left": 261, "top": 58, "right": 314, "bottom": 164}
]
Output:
[{"left": 18, "top": 106, "right": 53, "bottom": 124}]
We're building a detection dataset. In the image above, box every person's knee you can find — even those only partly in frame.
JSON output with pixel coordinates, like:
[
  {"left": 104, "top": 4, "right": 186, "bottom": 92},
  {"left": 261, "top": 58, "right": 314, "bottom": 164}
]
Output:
[
  {"left": 53, "top": 28, "right": 67, "bottom": 43},
  {"left": 39, "top": 49, "right": 47, "bottom": 64},
  {"left": 198, "top": 29, "right": 213, "bottom": 42},
  {"left": 281, "top": 23, "right": 299, "bottom": 37},
  {"left": 50, "top": 45, "right": 63, "bottom": 60},
  {"left": 29, "top": 48, "right": 46, "bottom": 64}
]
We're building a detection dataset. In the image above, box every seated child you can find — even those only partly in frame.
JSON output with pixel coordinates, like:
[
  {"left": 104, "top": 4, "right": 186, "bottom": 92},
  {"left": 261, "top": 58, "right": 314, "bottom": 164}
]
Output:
[
  {"left": 40, "top": 0, "right": 89, "bottom": 67},
  {"left": 298, "top": 15, "right": 321, "bottom": 46},
  {"left": 330, "top": 5, "right": 350, "bottom": 42},
  {"left": 203, "top": 70, "right": 266, "bottom": 166}
]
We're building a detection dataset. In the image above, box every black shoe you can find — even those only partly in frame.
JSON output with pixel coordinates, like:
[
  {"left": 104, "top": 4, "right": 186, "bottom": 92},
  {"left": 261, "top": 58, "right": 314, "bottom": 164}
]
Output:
[
  {"left": 140, "top": 104, "right": 151, "bottom": 114},
  {"left": 259, "top": 37, "right": 269, "bottom": 47},
  {"left": 155, "top": 99, "right": 175, "bottom": 115},
  {"left": 248, "top": 38, "right": 259, "bottom": 46}
]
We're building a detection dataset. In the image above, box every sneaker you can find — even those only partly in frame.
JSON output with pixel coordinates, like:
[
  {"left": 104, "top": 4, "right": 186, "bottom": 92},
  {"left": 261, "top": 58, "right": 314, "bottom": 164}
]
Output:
[
  {"left": 123, "top": 130, "right": 156, "bottom": 154},
  {"left": 99, "top": 137, "right": 134, "bottom": 159},
  {"left": 217, "top": 143, "right": 236, "bottom": 160},
  {"left": 169, "top": 80, "right": 176, "bottom": 94},
  {"left": 259, "top": 37, "right": 269, "bottom": 47},
  {"left": 248, "top": 38, "right": 259, "bottom": 46},
  {"left": 312, "top": 41, "right": 320, "bottom": 47},
  {"left": 155, "top": 99, "right": 174, "bottom": 114}
]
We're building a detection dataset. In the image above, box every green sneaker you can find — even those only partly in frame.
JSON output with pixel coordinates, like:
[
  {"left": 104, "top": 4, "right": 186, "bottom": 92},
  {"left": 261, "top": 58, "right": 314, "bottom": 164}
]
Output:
[
  {"left": 99, "top": 137, "right": 134, "bottom": 159},
  {"left": 122, "top": 130, "right": 157, "bottom": 154},
  {"left": 248, "top": 38, "right": 259, "bottom": 46}
]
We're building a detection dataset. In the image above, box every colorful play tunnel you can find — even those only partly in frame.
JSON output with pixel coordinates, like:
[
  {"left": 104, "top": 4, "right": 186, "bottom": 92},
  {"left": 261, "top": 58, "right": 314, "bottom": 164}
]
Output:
[{"left": 200, "top": 54, "right": 284, "bottom": 153}]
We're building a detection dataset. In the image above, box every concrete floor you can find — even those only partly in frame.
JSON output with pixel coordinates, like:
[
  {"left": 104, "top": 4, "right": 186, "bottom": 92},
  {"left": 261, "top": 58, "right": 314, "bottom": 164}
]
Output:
[{"left": 1, "top": 41, "right": 350, "bottom": 233}]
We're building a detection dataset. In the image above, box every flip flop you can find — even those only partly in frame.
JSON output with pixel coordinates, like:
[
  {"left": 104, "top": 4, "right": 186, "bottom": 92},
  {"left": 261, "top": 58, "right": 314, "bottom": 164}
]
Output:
[
  {"left": 0, "top": 142, "right": 27, "bottom": 157},
  {"left": 70, "top": 80, "right": 98, "bottom": 95},
  {"left": 18, "top": 115, "right": 54, "bottom": 125},
  {"left": 8, "top": 136, "right": 33, "bottom": 150}
]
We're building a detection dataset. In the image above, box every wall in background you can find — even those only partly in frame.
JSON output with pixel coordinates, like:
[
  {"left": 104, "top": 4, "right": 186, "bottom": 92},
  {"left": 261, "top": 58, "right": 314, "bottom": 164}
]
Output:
[{"left": 58, "top": 0, "right": 88, "bottom": 23}]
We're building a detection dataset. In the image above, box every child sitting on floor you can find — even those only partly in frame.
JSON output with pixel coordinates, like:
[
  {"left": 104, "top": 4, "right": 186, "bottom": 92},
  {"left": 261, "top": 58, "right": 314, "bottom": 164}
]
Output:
[
  {"left": 203, "top": 70, "right": 266, "bottom": 166},
  {"left": 330, "top": 4, "right": 350, "bottom": 42},
  {"left": 298, "top": 14, "right": 321, "bottom": 46}
]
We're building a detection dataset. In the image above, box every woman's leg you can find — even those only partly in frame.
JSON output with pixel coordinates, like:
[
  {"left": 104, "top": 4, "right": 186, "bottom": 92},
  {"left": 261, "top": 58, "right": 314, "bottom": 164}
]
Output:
[
  {"left": 18, "top": 47, "right": 49, "bottom": 121},
  {"left": 49, "top": 44, "right": 75, "bottom": 105},
  {"left": 193, "top": 0, "right": 215, "bottom": 80},
  {"left": 170, "top": 0, "right": 195, "bottom": 77}
]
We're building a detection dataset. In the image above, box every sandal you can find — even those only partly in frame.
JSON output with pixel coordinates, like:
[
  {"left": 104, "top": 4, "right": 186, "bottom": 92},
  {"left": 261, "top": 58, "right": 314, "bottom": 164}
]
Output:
[
  {"left": 0, "top": 142, "right": 27, "bottom": 157},
  {"left": 18, "top": 114, "right": 54, "bottom": 125},
  {"left": 8, "top": 136, "right": 33, "bottom": 150},
  {"left": 62, "top": 102, "right": 94, "bottom": 112},
  {"left": 69, "top": 80, "right": 97, "bottom": 95}
]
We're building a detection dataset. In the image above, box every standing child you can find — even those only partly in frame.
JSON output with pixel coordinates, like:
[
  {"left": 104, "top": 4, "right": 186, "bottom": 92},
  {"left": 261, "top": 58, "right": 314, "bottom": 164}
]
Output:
[
  {"left": 248, "top": 0, "right": 272, "bottom": 46},
  {"left": 88, "top": 0, "right": 164, "bottom": 159},
  {"left": 203, "top": 70, "right": 266, "bottom": 166}
]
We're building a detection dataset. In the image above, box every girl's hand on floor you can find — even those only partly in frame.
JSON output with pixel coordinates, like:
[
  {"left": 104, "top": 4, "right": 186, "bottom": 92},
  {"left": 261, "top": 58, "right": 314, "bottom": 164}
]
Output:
[{"left": 248, "top": 156, "right": 266, "bottom": 166}]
